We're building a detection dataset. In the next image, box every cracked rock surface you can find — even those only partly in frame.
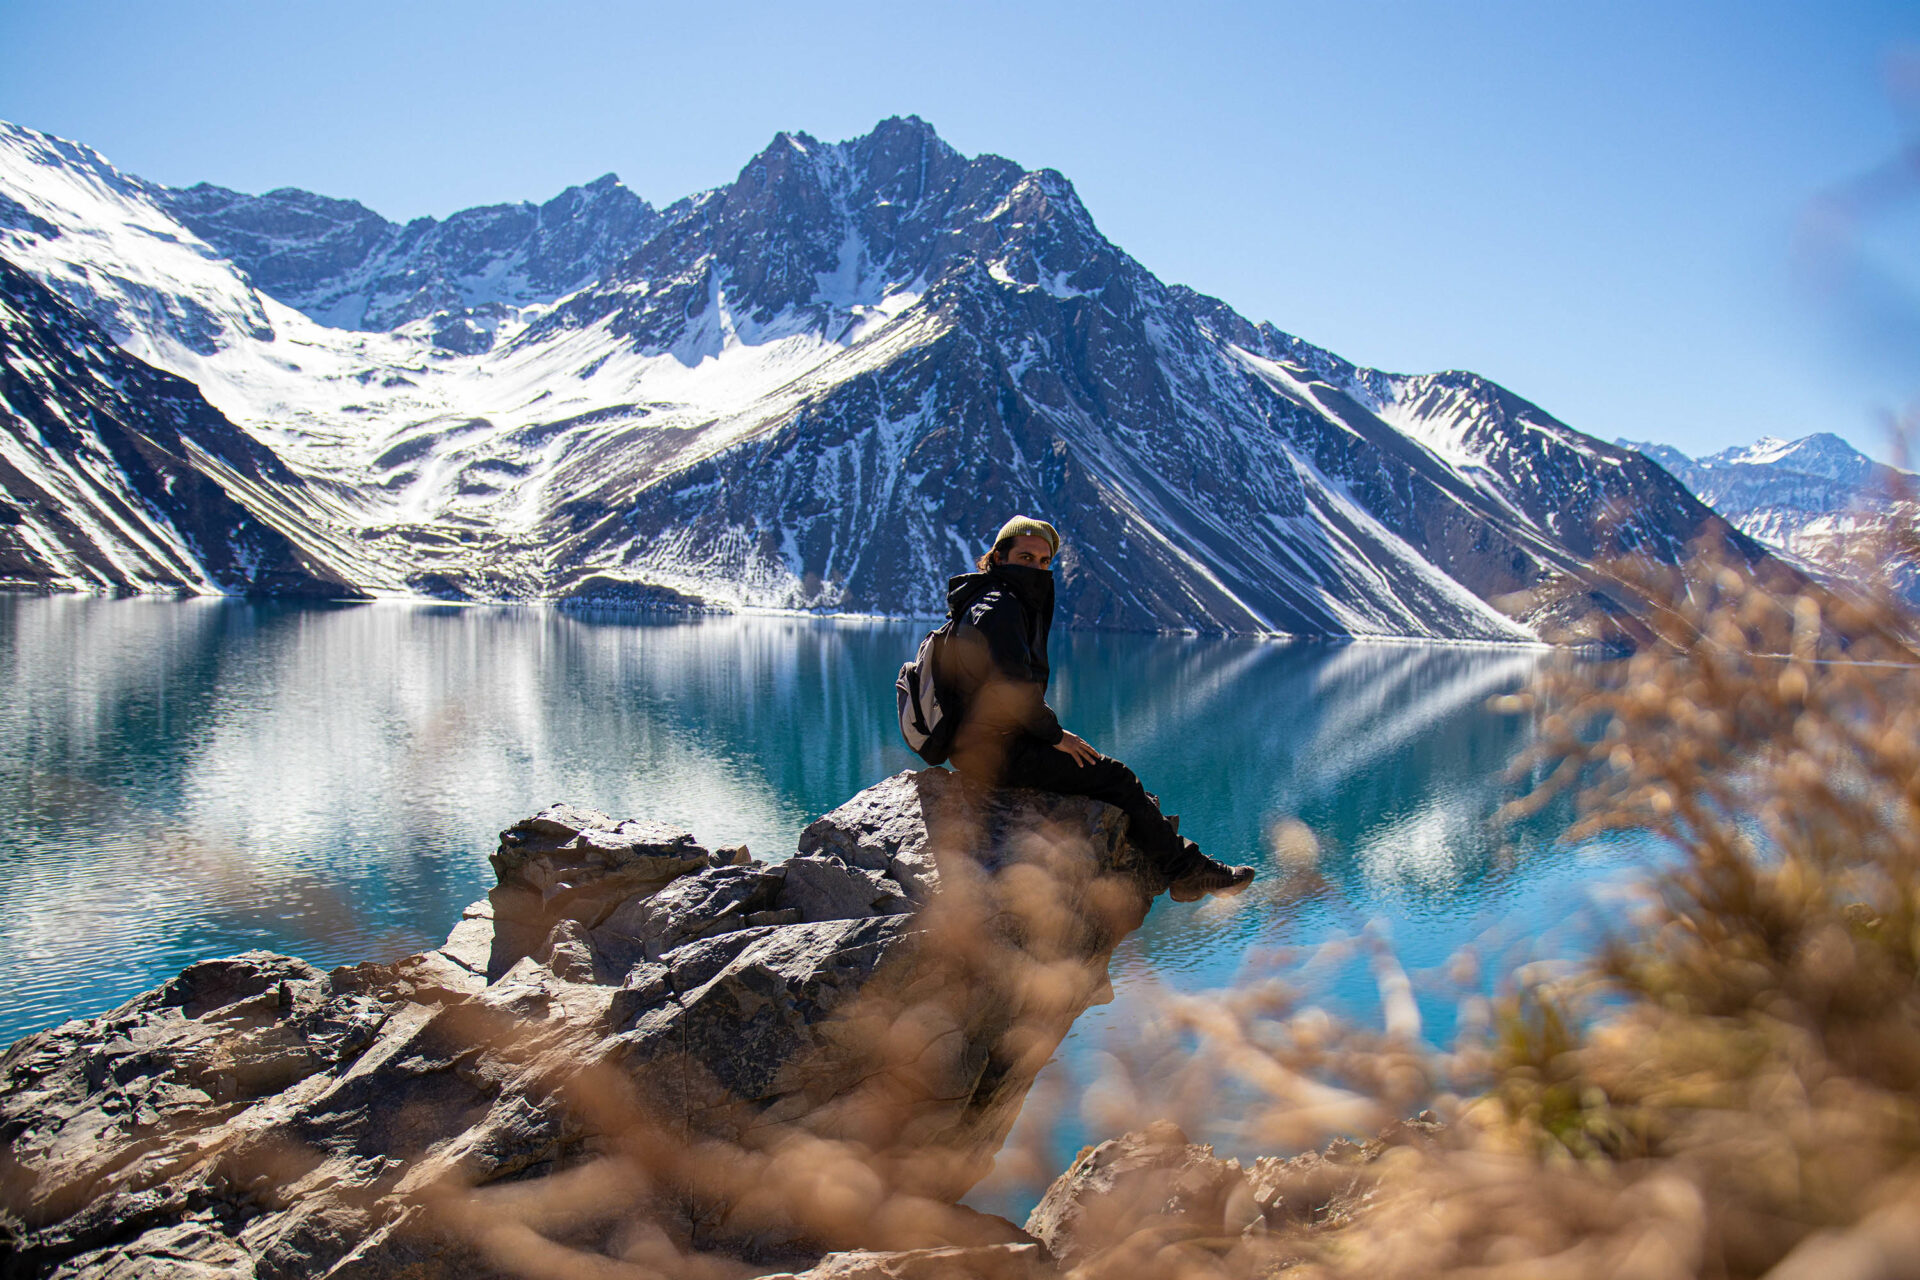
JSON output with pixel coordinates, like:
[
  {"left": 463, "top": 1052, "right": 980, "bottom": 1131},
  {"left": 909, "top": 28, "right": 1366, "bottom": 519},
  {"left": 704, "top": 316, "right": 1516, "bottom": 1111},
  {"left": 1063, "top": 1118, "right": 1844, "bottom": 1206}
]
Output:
[{"left": 0, "top": 769, "right": 1165, "bottom": 1278}]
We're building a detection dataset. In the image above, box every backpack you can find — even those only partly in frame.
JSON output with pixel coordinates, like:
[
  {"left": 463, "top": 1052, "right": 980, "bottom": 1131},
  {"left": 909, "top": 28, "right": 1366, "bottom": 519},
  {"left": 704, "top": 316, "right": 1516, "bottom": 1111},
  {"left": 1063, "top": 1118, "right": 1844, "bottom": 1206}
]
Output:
[{"left": 896, "top": 620, "right": 960, "bottom": 765}]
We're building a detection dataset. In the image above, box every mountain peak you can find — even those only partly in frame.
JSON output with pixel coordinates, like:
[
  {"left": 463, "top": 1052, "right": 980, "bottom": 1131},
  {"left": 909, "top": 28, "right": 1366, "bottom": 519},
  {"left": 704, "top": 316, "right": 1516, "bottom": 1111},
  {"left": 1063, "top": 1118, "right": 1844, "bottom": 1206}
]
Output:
[
  {"left": 863, "top": 114, "right": 946, "bottom": 146},
  {"left": 153, "top": 163, "right": 662, "bottom": 330},
  {"left": 538, "top": 172, "right": 652, "bottom": 217},
  {"left": 850, "top": 115, "right": 962, "bottom": 167},
  {"left": 1784, "top": 432, "right": 1869, "bottom": 461},
  {"left": 0, "top": 121, "right": 126, "bottom": 189},
  {"left": 762, "top": 130, "right": 822, "bottom": 158},
  {"left": 1706, "top": 434, "right": 1826, "bottom": 469},
  {"left": 996, "top": 166, "right": 1099, "bottom": 240}
]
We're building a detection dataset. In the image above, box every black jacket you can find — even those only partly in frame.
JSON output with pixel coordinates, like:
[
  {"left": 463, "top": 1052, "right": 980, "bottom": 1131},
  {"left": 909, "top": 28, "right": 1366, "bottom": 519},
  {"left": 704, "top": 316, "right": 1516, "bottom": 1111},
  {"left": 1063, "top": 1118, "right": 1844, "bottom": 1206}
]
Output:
[{"left": 941, "top": 562, "right": 1064, "bottom": 748}]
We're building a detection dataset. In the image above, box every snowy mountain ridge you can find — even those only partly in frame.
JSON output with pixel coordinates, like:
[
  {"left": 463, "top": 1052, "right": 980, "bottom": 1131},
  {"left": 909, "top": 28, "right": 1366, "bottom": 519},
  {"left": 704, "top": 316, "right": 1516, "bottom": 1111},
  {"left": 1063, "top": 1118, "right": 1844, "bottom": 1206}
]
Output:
[
  {"left": 0, "top": 256, "right": 357, "bottom": 596},
  {"left": 1621, "top": 432, "right": 1915, "bottom": 602},
  {"left": 0, "top": 115, "right": 1782, "bottom": 643},
  {"left": 158, "top": 171, "right": 661, "bottom": 334}
]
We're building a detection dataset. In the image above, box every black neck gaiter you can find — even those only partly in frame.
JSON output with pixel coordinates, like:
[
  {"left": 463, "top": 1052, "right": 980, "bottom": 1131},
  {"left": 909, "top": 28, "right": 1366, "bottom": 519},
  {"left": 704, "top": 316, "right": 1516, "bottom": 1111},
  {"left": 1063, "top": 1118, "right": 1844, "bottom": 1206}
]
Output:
[{"left": 989, "top": 561, "right": 1055, "bottom": 628}]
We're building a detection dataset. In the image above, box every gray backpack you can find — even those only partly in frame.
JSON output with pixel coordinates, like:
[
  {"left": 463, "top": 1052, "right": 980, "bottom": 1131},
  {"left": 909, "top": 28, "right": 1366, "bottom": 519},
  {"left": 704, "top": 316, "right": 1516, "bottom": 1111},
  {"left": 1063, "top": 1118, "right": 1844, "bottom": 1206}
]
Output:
[{"left": 896, "top": 621, "right": 960, "bottom": 765}]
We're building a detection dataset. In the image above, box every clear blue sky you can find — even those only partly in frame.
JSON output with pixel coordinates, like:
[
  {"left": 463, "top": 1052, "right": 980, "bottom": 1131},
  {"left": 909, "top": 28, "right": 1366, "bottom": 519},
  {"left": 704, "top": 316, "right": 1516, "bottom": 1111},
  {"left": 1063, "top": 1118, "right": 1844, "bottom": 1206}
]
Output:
[{"left": 3, "top": 1, "right": 1916, "bottom": 461}]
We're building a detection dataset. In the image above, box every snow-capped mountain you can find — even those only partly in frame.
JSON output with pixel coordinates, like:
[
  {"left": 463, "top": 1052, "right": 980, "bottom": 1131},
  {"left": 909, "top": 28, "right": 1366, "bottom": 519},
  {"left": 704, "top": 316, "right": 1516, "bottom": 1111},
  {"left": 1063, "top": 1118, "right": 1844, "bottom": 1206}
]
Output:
[
  {"left": 0, "top": 257, "right": 358, "bottom": 595},
  {"left": 158, "top": 173, "right": 661, "bottom": 335},
  {"left": 1623, "top": 433, "right": 1916, "bottom": 600},
  {"left": 0, "top": 115, "right": 1781, "bottom": 642}
]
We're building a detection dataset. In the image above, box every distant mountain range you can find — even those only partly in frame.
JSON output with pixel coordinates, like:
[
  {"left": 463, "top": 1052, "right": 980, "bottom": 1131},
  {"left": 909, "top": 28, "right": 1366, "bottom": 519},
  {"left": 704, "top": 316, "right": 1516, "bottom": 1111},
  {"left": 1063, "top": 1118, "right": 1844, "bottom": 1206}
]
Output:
[
  {"left": 159, "top": 174, "right": 662, "bottom": 334},
  {"left": 1622, "top": 434, "right": 1917, "bottom": 604},
  {"left": 0, "top": 115, "right": 1787, "bottom": 643}
]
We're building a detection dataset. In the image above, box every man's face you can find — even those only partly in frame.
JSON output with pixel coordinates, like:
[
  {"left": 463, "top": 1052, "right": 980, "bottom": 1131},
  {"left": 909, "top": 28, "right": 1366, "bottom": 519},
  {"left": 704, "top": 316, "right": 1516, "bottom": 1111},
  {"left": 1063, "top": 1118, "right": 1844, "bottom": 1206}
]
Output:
[{"left": 1000, "top": 534, "right": 1055, "bottom": 570}]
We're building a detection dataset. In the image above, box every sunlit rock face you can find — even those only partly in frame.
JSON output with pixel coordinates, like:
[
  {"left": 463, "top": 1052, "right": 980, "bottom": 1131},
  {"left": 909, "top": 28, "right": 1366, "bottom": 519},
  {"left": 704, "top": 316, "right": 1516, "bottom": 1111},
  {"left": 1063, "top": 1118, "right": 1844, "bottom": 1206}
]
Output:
[
  {"left": 0, "top": 116, "right": 1789, "bottom": 641},
  {"left": 0, "top": 770, "right": 1161, "bottom": 1275}
]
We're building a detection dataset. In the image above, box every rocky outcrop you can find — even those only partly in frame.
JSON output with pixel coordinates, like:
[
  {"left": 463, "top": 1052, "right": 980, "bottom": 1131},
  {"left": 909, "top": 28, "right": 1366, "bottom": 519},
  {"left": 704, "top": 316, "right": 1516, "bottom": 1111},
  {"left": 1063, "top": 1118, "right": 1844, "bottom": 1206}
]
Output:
[
  {"left": 1020, "top": 1116, "right": 1444, "bottom": 1274},
  {"left": 0, "top": 769, "right": 1165, "bottom": 1277},
  {"left": 765, "top": 1243, "right": 1052, "bottom": 1279},
  {"left": 752, "top": 1118, "right": 1445, "bottom": 1280}
]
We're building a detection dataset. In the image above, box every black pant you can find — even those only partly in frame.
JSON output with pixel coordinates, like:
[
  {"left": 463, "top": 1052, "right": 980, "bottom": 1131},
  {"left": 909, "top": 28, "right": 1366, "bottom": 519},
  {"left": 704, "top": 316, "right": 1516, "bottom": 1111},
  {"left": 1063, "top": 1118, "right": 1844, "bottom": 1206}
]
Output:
[{"left": 950, "top": 734, "right": 1192, "bottom": 875}]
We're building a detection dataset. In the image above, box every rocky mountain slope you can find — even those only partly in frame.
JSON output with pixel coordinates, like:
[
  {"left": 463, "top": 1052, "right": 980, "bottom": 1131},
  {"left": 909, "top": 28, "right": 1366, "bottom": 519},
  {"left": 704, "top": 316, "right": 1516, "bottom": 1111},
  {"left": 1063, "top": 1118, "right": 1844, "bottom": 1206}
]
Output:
[
  {"left": 0, "top": 116, "right": 1783, "bottom": 641},
  {"left": 1624, "top": 433, "right": 1917, "bottom": 602},
  {"left": 0, "top": 258, "right": 359, "bottom": 595},
  {"left": 159, "top": 173, "right": 662, "bottom": 334}
]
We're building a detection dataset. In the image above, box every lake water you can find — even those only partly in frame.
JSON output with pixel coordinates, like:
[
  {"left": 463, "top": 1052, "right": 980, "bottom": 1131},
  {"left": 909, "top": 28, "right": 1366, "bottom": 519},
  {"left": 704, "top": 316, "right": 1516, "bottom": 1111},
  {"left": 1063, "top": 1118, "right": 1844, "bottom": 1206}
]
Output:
[{"left": 0, "top": 596, "right": 1651, "bottom": 1205}]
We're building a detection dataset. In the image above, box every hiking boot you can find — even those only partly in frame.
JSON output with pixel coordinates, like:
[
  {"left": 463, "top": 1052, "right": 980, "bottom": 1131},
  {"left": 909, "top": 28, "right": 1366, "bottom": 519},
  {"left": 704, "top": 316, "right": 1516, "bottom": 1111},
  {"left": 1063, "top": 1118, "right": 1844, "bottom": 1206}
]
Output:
[{"left": 1168, "top": 845, "right": 1256, "bottom": 902}]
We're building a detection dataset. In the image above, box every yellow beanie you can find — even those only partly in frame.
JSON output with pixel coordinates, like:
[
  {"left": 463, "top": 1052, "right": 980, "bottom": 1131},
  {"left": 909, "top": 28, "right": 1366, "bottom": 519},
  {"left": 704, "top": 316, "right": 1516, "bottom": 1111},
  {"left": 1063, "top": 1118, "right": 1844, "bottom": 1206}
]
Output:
[{"left": 993, "top": 515, "right": 1060, "bottom": 554}]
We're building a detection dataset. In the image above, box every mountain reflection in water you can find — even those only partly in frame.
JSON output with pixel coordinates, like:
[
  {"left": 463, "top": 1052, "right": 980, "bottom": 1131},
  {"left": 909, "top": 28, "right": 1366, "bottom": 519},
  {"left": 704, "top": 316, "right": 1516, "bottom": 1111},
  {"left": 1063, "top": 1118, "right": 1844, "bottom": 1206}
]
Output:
[{"left": 0, "top": 597, "right": 1641, "bottom": 1074}]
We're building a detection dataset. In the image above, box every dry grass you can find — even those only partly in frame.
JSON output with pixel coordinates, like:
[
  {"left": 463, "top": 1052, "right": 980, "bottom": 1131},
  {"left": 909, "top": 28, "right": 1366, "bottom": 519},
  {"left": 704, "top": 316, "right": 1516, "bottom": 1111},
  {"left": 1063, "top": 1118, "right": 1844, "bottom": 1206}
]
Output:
[
  {"left": 426, "top": 530, "right": 1920, "bottom": 1278},
  {"left": 1042, "top": 482, "right": 1920, "bottom": 1278}
]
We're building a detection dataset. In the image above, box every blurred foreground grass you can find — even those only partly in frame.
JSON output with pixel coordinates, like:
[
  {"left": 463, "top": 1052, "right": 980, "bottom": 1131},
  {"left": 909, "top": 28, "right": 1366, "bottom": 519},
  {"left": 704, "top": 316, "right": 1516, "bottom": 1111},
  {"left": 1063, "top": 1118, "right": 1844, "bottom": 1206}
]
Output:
[
  {"left": 400, "top": 490, "right": 1920, "bottom": 1280},
  {"left": 1055, "top": 520, "right": 1920, "bottom": 1279}
]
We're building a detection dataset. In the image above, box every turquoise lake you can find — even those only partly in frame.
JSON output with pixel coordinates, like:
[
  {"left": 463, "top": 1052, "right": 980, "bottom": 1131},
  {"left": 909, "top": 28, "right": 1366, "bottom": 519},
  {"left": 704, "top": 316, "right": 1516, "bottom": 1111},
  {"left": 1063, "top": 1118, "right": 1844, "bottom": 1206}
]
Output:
[{"left": 0, "top": 595, "right": 1654, "bottom": 1207}]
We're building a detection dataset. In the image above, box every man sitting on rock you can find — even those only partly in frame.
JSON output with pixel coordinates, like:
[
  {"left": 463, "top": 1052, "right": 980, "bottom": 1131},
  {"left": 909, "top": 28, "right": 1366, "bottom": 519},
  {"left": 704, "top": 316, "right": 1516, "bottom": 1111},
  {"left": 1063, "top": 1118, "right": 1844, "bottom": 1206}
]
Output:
[{"left": 940, "top": 515, "right": 1255, "bottom": 901}]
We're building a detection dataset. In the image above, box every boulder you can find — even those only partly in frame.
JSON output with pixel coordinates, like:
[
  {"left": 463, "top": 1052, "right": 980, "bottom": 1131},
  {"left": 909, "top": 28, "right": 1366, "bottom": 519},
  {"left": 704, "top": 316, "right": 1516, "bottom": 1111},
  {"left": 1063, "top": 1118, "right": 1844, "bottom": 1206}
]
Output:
[
  {"left": 778, "top": 856, "right": 908, "bottom": 921},
  {"left": 764, "top": 1242, "right": 1053, "bottom": 1278},
  {"left": 1023, "top": 1115, "right": 1446, "bottom": 1271},
  {"left": 594, "top": 861, "right": 786, "bottom": 965},
  {"left": 485, "top": 803, "right": 713, "bottom": 980},
  {"left": 1023, "top": 1122, "right": 1257, "bottom": 1268},
  {"left": 0, "top": 769, "right": 1168, "bottom": 1277}
]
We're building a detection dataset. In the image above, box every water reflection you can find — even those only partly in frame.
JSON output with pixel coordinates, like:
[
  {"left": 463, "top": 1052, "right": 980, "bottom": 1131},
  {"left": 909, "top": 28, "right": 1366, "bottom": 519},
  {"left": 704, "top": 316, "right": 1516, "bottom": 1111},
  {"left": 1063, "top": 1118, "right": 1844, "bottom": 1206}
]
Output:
[
  {"left": 0, "top": 598, "right": 1632, "bottom": 1074},
  {"left": 0, "top": 597, "right": 930, "bottom": 1042},
  {"left": 1031, "top": 632, "right": 1639, "bottom": 1010}
]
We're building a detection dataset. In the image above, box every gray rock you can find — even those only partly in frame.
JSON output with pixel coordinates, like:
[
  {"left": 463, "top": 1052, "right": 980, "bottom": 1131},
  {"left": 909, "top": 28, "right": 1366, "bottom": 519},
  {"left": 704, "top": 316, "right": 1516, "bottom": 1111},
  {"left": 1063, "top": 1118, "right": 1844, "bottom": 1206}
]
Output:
[
  {"left": 486, "top": 803, "right": 710, "bottom": 979},
  {"left": 800, "top": 770, "right": 959, "bottom": 892},
  {"left": 617, "top": 917, "right": 910, "bottom": 1115},
  {"left": 595, "top": 862, "right": 785, "bottom": 963},
  {"left": 778, "top": 856, "right": 902, "bottom": 922},
  {"left": 1025, "top": 1116, "right": 1447, "bottom": 1266},
  {"left": 661, "top": 924, "right": 787, "bottom": 1000},
  {"left": 0, "top": 769, "right": 1164, "bottom": 1276},
  {"left": 50, "top": 1219, "right": 255, "bottom": 1278},
  {"left": 799, "top": 770, "right": 1158, "bottom": 908},
  {"left": 1024, "top": 1122, "right": 1253, "bottom": 1267},
  {"left": 391, "top": 948, "right": 487, "bottom": 1000},
  {"left": 763, "top": 1242, "right": 1052, "bottom": 1279},
  {"left": 531, "top": 918, "right": 599, "bottom": 984},
  {"left": 438, "top": 902, "right": 493, "bottom": 975},
  {"left": 605, "top": 960, "right": 673, "bottom": 1031}
]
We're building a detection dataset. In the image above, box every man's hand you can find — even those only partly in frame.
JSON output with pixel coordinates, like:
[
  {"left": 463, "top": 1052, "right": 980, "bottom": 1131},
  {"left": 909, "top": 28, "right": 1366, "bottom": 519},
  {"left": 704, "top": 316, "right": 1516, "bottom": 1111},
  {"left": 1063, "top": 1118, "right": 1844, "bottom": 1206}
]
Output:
[{"left": 1053, "top": 730, "right": 1100, "bottom": 767}]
